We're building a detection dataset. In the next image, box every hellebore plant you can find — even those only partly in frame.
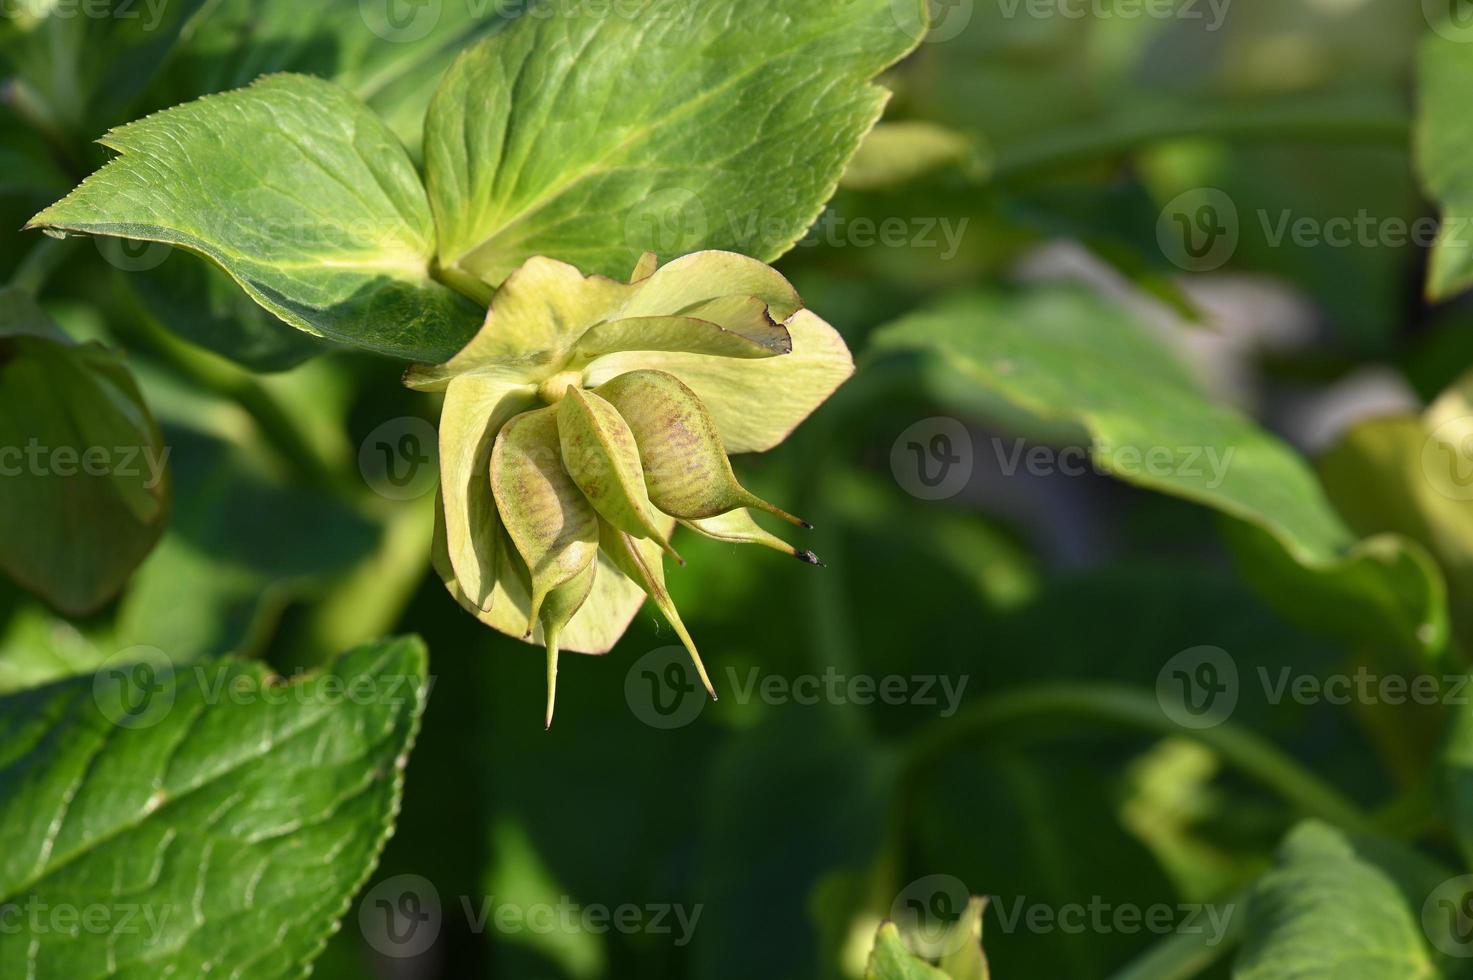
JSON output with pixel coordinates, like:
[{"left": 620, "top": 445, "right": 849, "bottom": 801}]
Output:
[
  {"left": 406, "top": 250, "right": 853, "bottom": 726},
  {"left": 15, "top": 0, "right": 922, "bottom": 736}
]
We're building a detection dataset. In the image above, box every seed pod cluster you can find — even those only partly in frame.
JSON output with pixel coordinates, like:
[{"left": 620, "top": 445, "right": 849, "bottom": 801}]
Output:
[{"left": 408, "top": 251, "right": 854, "bottom": 725}]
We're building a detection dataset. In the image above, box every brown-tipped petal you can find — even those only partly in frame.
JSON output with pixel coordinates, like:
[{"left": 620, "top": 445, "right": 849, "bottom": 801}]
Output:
[
  {"left": 570, "top": 311, "right": 790, "bottom": 362},
  {"left": 595, "top": 370, "right": 809, "bottom": 527},
  {"left": 600, "top": 521, "right": 717, "bottom": 700},
  {"left": 539, "top": 559, "right": 597, "bottom": 729},
  {"left": 680, "top": 509, "right": 823, "bottom": 565},
  {"left": 557, "top": 387, "right": 681, "bottom": 561},
  {"left": 491, "top": 405, "right": 600, "bottom": 633}
]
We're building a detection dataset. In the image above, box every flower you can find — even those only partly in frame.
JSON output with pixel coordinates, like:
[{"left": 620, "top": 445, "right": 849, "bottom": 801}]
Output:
[{"left": 407, "top": 251, "right": 853, "bottom": 725}]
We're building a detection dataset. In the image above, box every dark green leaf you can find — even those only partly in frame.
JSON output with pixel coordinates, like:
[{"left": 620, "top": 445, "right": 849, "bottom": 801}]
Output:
[
  {"left": 0, "top": 636, "right": 428, "bottom": 978},
  {"left": 0, "top": 290, "right": 168, "bottom": 614}
]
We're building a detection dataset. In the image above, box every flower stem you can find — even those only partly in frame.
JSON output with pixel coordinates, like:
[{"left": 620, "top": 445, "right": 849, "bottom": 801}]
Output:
[
  {"left": 898, "top": 682, "right": 1377, "bottom": 835},
  {"left": 989, "top": 101, "right": 1410, "bottom": 182}
]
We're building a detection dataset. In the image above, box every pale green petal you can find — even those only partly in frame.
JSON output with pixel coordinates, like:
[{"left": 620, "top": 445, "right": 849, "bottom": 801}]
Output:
[
  {"left": 490, "top": 405, "right": 600, "bottom": 631},
  {"left": 411, "top": 250, "right": 814, "bottom": 390},
  {"left": 630, "top": 251, "right": 659, "bottom": 282},
  {"left": 406, "top": 256, "right": 633, "bottom": 389},
  {"left": 571, "top": 312, "right": 787, "bottom": 362},
  {"left": 435, "top": 372, "right": 536, "bottom": 609},
  {"left": 619, "top": 251, "right": 803, "bottom": 321},
  {"left": 433, "top": 501, "right": 649, "bottom": 655},
  {"left": 585, "top": 309, "right": 853, "bottom": 453}
]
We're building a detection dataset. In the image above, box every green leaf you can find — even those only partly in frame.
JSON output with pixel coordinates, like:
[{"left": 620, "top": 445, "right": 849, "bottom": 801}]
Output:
[
  {"left": 870, "top": 288, "right": 1446, "bottom": 657},
  {"left": 1442, "top": 696, "right": 1473, "bottom": 872},
  {"left": 0, "top": 291, "right": 168, "bottom": 614},
  {"left": 866, "top": 923, "right": 951, "bottom": 980},
  {"left": 27, "top": 74, "right": 482, "bottom": 362},
  {"left": 0, "top": 602, "right": 112, "bottom": 695},
  {"left": 0, "top": 636, "right": 428, "bottom": 978},
  {"left": 1417, "top": 32, "right": 1473, "bottom": 301},
  {"left": 424, "top": 0, "right": 925, "bottom": 290},
  {"left": 1315, "top": 412, "right": 1473, "bottom": 647},
  {"left": 1233, "top": 822, "right": 1437, "bottom": 980}
]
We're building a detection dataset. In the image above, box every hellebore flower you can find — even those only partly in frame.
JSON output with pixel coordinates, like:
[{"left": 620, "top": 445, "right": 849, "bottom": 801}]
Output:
[{"left": 407, "top": 251, "right": 853, "bottom": 725}]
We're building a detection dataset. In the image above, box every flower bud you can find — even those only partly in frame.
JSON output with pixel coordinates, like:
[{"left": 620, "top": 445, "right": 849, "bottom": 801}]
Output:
[{"left": 413, "top": 251, "right": 855, "bottom": 723}]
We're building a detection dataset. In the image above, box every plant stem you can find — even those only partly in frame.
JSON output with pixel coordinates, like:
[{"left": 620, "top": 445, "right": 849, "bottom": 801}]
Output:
[
  {"left": 7, "top": 237, "right": 75, "bottom": 294},
  {"left": 899, "top": 682, "right": 1378, "bottom": 835},
  {"left": 989, "top": 102, "right": 1410, "bottom": 183},
  {"left": 1105, "top": 889, "right": 1248, "bottom": 980},
  {"left": 112, "top": 295, "right": 353, "bottom": 498}
]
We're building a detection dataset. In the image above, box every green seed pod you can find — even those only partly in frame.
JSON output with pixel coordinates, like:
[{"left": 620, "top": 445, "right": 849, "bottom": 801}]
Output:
[
  {"left": 681, "top": 510, "right": 824, "bottom": 566},
  {"left": 490, "top": 406, "right": 599, "bottom": 633},
  {"left": 413, "top": 251, "right": 854, "bottom": 724},
  {"left": 596, "top": 369, "right": 808, "bottom": 527},
  {"left": 539, "top": 559, "right": 597, "bottom": 729},
  {"left": 556, "top": 387, "right": 680, "bottom": 561}
]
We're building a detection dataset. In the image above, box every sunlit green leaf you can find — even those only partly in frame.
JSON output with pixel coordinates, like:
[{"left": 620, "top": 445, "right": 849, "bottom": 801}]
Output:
[
  {"left": 871, "top": 288, "right": 1446, "bottom": 657},
  {"left": 425, "top": 0, "right": 925, "bottom": 289},
  {"left": 0, "top": 637, "right": 428, "bottom": 978},
  {"left": 27, "top": 74, "right": 482, "bottom": 361}
]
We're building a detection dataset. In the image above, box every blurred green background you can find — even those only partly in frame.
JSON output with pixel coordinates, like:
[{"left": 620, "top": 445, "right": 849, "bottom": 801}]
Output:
[{"left": 6, "top": 0, "right": 1473, "bottom": 977}]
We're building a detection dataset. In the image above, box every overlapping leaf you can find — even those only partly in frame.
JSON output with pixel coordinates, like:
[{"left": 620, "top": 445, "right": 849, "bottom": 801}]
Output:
[
  {"left": 871, "top": 288, "right": 1447, "bottom": 657},
  {"left": 425, "top": 0, "right": 927, "bottom": 291},
  {"left": 27, "top": 74, "right": 482, "bottom": 361}
]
